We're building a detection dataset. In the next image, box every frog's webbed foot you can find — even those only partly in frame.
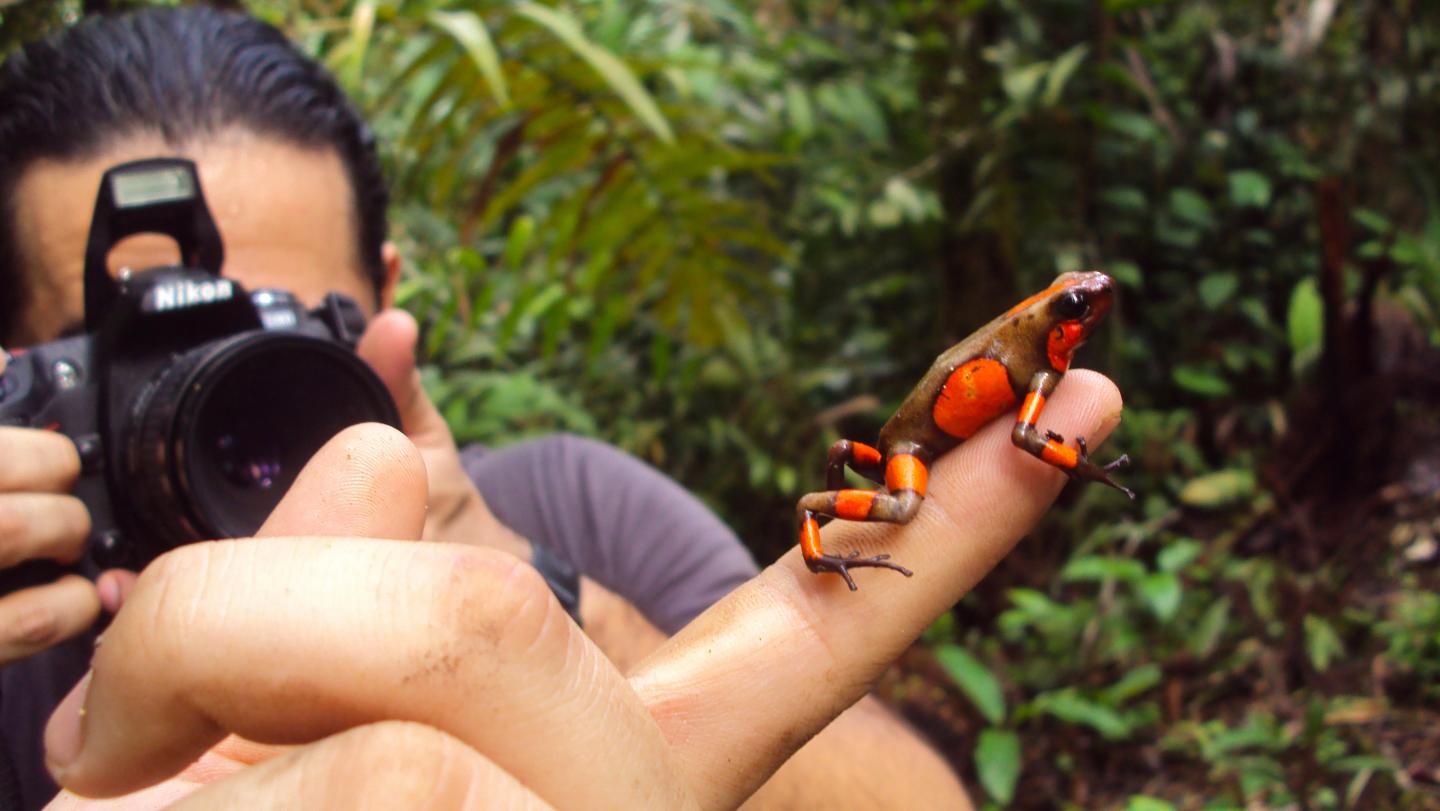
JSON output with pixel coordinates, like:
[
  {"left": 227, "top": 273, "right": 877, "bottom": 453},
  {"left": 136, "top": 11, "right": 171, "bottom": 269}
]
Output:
[
  {"left": 806, "top": 551, "right": 914, "bottom": 592},
  {"left": 1070, "top": 436, "right": 1135, "bottom": 500}
]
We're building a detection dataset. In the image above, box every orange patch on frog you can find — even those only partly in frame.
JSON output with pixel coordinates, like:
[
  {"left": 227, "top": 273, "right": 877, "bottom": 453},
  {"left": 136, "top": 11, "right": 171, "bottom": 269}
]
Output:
[
  {"left": 835, "top": 489, "right": 877, "bottom": 520},
  {"left": 885, "top": 454, "right": 929, "bottom": 497},
  {"left": 1047, "top": 320, "right": 1086, "bottom": 372},
  {"left": 851, "top": 442, "right": 882, "bottom": 467},
  {"left": 1003, "top": 280, "right": 1067, "bottom": 318},
  {"left": 1041, "top": 440, "right": 1079, "bottom": 469},
  {"left": 1018, "top": 391, "right": 1046, "bottom": 427},
  {"left": 800, "top": 516, "right": 823, "bottom": 560},
  {"left": 933, "top": 358, "right": 1017, "bottom": 439}
]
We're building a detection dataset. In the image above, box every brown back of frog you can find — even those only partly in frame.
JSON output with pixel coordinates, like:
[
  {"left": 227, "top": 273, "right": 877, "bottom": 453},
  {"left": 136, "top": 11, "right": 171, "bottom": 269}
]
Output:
[{"left": 877, "top": 271, "right": 1114, "bottom": 461}]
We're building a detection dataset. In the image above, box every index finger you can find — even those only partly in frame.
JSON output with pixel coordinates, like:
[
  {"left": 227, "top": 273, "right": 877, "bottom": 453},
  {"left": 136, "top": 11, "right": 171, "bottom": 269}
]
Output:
[
  {"left": 629, "top": 370, "right": 1125, "bottom": 809},
  {"left": 0, "top": 427, "right": 81, "bottom": 492}
]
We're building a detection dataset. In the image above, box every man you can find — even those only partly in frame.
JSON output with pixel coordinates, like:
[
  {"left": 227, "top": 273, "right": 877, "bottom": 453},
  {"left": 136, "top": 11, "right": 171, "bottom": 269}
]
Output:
[{"left": 0, "top": 6, "right": 1123, "bottom": 809}]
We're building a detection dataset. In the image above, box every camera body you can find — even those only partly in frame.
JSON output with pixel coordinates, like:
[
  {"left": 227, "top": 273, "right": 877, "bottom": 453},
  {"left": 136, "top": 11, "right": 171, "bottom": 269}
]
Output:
[{"left": 0, "top": 158, "right": 399, "bottom": 589}]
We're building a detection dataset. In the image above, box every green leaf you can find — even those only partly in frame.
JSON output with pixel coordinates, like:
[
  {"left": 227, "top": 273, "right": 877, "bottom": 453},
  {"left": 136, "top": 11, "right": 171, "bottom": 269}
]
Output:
[
  {"left": 975, "top": 729, "right": 1021, "bottom": 805},
  {"left": 1191, "top": 597, "right": 1232, "bottom": 657},
  {"left": 516, "top": 2, "right": 674, "bottom": 144},
  {"left": 1125, "top": 797, "right": 1177, "bottom": 811},
  {"left": 1100, "top": 186, "right": 1147, "bottom": 212},
  {"left": 784, "top": 81, "right": 814, "bottom": 137},
  {"left": 1137, "top": 572, "right": 1182, "bottom": 622},
  {"left": 1104, "top": 110, "right": 1163, "bottom": 142},
  {"left": 328, "top": 1, "right": 376, "bottom": 89},
  {"left": 427, "top": 10, "right": 510, "bottom": 108},
  {"left": 1168, "top": 188, "right": 1215, "bottom": 229},
  {"left": 1061, "top": 556, "right": 1146, "bottom": 583},
  {"left": 1304, "top": 614, "right": 1345, "bottom": 672},
  {"left": 1353, "top": 207, "right": 1392, "bottom": 234},
  {"left": 1002, "top": 62, "right": 1049, "bottom": 103},
  {"left": 502, "top": 214, "right": 535, "bottom": 270},
  {"left": 1035, "top": 690, "right": 1135, "bottom": 739},
  {"left": 1107, "top": 260, "right": 1142, "bottom": 286},
  {"left": 1287, "top": 277, "right": 1324, "bottom": 374},
  {"left": 934, "top": 644, "right": 1006, "bottom": 724},
  {"left": 816, "top": 81, "right": 888, "bottom": 145},
  {"left": 1102, "top": 664, "right": 1163, "bottom": 704},
  {"left": 1157, "top": 539, "right": 1203, "bottom": 572},
  {"left": 1179, "top": 469, "right": 1256, "bottom": 509},
  {"left": 1228, "top": 170, "right": 1272, "bottom": 208},
  {"left": 1043, "top": 43, "right": 1089, "bottom": 106},
  {"left": 1198, "top": 273, "right": 1239, "bottom": 309},
  {"left": 1171, "top": 363, "right": 1232, "bottom": 397}
]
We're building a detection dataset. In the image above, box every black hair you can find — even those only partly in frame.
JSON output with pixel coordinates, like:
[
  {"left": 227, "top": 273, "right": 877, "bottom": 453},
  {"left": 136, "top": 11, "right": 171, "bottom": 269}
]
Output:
[{"left": 0, "top": 5, "right": 389, "bottom": 342}]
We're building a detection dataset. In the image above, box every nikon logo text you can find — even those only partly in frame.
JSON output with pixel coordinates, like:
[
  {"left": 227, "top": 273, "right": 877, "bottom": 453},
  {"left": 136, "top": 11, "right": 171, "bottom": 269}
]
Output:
[{"left": 145, "top": 279, "right": 235, "bottom": 312}]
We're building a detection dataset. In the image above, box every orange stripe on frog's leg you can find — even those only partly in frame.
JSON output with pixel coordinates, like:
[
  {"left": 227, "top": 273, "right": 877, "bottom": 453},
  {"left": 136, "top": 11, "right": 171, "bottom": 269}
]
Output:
[
  {"left": 799, "top": 513, "right": 824, "bottom": 561},
  {"left": 835, "top": 489, "right": 877, "bottom": 520},
  {"left": 826, "top": 439, "right": 885, "bottom": 490},
  {"left": 1018, "top": 391, "right": 1045, "bottom": 428},
  {"left": 932, "top": 358, "right": 1017, "bottom": 439},
  {"left": 850, "top": 442, "right": 881, "bottom": 467},
  {"left": 1041, "top": 439, "right": 1079, "bottom": 470},
  {"left": 884, "top": 453, "right": 929, "bottom": 497}
]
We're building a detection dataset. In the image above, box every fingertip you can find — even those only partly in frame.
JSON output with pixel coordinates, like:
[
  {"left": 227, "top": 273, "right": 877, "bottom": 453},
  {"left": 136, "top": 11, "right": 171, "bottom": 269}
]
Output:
[
  {"left": 97, "top": 570, "right": 138, "bottom": 614},
  {"left": 259, "top": 422, "right": 427, "bottom": 539},
  {"left": 1053, "top": 368, "right": 1125, "bottom": 444}
]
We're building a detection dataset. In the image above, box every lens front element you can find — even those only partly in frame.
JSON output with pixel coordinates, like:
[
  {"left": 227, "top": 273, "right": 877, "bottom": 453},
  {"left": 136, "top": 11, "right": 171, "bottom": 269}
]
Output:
[{"left": 129, "top": 332, "right": 399, "bottom": 547}]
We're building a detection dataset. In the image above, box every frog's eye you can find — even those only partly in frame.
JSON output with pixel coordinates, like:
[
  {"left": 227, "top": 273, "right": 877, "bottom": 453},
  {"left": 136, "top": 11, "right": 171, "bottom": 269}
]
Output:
[{"left": 1054, "top": 289, "right": 1089, "bottom": 320}]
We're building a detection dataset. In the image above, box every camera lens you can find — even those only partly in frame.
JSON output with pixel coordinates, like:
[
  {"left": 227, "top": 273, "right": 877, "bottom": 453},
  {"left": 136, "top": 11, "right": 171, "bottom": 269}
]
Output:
[{"left": 126, "top": 332, "right": 399, "bottom": 548}]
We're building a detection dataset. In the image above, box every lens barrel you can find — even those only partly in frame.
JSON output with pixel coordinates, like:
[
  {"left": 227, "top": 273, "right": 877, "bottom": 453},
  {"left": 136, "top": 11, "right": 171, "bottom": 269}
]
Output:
[{"left": 123, "top": 331, "right": 399, "bottom": 557}]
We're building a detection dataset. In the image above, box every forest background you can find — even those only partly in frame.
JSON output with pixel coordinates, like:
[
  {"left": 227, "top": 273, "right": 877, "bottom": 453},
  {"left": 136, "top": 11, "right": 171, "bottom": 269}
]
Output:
[{"left": 4, "top": 1, "right": 1439, "bottom": 808}]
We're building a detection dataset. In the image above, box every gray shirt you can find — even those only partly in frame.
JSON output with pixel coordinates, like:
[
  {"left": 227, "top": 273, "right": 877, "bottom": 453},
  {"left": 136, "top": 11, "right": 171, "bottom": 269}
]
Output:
[{"left": 2, "top": 434, "right": 757, "bottom": 810}]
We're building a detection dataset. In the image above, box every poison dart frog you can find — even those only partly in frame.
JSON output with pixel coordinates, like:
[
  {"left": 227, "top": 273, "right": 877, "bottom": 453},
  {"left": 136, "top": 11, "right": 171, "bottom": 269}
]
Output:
[{"left": 797, "top": 270, "right": 1133, "bottom": 591}]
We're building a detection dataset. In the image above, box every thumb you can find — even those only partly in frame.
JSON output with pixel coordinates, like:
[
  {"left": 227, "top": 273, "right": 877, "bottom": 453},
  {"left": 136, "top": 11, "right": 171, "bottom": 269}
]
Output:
[
  {"left": 355, "top": 309, "right": 451, "bottom": 448},
  {"left": 257, "top": 422, "right": 427, "bottom": 540}
]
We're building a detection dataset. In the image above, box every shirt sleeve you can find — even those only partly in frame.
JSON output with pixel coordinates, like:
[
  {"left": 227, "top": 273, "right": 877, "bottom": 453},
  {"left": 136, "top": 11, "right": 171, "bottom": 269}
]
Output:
[{"left": 461, "top": 435, "right": 758, "bottom": 634}]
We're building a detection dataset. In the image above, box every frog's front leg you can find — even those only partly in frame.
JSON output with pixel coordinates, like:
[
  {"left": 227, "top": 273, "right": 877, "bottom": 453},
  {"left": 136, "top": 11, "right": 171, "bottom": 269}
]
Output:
[
  {"left": 1011, "top": 370, "right": 1135, "bottom": 498},
  {"left": 797, "top": 450, "right": 929, "bottom": 590}
]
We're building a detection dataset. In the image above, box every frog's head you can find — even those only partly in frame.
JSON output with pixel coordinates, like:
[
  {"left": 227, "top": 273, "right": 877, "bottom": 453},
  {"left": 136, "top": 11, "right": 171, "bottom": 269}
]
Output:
[{"left": 1039, "top": 271, "right": 1115, "bottom": 371}]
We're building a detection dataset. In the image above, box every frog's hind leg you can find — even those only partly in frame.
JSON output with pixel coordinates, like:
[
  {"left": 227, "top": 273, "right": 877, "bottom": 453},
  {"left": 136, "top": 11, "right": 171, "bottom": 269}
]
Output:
[
  {"left": 796, "top": 487, "right": 920, "bottom": 591},
  {"left": 825, "top": 439, "right": 885, "bottom": 490}
]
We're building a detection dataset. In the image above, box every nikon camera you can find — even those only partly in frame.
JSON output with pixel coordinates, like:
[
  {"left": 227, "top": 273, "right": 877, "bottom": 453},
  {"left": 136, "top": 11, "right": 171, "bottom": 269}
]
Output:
[{"left": 0, "top": 158, "right": 399, "bottom": 593}]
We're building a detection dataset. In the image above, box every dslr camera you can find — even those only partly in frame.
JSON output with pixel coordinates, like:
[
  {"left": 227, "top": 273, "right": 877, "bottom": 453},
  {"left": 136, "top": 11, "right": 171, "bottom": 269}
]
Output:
[{"left": 0, "top": 158, "right": 399, "bottom": 592}]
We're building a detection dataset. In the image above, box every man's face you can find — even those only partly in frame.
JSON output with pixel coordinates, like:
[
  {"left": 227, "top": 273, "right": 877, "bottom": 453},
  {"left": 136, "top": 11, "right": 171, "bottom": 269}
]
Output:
[{"left": 8, "top": 129, "right": 384, "bottom": 347}]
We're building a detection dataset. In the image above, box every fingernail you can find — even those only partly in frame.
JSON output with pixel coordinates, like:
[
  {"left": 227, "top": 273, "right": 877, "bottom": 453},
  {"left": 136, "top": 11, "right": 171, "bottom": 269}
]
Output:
[
  {"left": 44, "top": 670, "right": 91, "bottom": 774},
  {"left": 98, "top": 575, "right": 120, "bottom": 613}
]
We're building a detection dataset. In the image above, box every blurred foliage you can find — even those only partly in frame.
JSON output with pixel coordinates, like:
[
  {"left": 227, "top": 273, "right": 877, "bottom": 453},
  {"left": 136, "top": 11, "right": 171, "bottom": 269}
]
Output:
[{"left": 6, "top": 0, "right": 1440, "bottom": 806}]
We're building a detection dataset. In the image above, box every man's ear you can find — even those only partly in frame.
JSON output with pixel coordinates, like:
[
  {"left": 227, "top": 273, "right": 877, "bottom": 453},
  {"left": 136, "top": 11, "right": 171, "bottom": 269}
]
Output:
[{"left": 379, "top": 241, "right": 402, "bottom": 310}]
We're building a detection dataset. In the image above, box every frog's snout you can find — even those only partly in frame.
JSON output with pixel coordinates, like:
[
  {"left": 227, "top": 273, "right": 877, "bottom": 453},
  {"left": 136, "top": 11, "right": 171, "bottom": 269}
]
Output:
[{"left": 1075, "top": 271, "right": 1115, "bottom": 328}]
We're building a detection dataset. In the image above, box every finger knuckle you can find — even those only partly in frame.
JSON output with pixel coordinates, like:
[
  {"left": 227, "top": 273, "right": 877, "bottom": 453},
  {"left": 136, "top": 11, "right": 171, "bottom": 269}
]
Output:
[
  {"left": 129, "top": 541, "right": 235, "bottom": 637},
  {"left": 0, "top": 499, "right": 25, "bottom": 563},
  {"left": 423, "top": 546, "right": 564, "bottom": 659},
  {"left": 6, "top": 601, "right": 60, "bottom": 647}
]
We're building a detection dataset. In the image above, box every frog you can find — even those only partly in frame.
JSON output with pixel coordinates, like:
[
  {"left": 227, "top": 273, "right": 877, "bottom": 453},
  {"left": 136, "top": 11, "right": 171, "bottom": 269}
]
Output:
[{"left": 797, "top": 270, "right": 1133, "bottom": 591}]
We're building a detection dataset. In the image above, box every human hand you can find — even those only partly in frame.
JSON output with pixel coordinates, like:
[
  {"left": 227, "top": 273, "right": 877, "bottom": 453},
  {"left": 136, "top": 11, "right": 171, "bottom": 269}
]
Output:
[
  {"left": 0, "top": 349, "right": 133, "bottom": 665},
  {"left": 356, "top": 309, "right": 529, "bottom": 559},
  {"left": 42, "top": 372, "right": 1122, "bottom": 809}
]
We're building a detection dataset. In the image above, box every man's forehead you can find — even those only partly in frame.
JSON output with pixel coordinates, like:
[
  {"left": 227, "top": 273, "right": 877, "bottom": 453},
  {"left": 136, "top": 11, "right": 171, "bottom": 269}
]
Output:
[{"left": 8, "top": 132, "right": 372, "bottom": 345}]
